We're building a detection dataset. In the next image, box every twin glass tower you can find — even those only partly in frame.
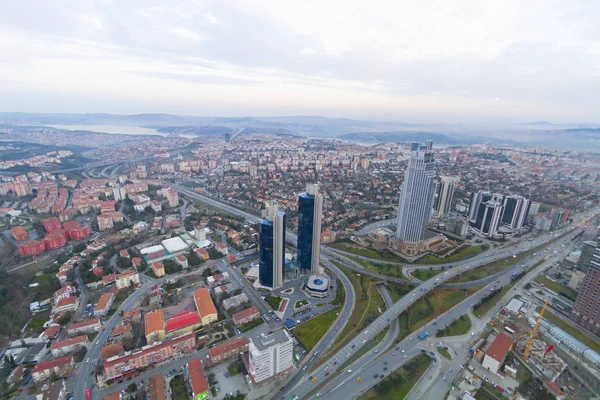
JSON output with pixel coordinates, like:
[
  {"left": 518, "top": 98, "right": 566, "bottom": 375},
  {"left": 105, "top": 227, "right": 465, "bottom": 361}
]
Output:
[{"left": 259, "top": 184, "right": 323, "bottom": 289}]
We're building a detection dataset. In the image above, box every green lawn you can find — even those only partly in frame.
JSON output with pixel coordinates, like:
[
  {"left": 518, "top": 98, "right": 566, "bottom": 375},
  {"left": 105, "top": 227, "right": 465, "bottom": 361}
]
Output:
[
  {"left": 238, "top": 318, "right": 264, "bottom": 333},
  {"left": 396, "top": 287, "right": 480, "bottom": 342},
  {"left": 293, "top": 308, "right": 339, "bottom": 351},
  {"left": 295, "top": 300, "right": 309, "bottom": 309},
  {"left": 473, "top": 286, "right": 510, "bottom": 318},
  {"left": 437, "top": 314, "right": 471, "bottom": 337},
  {"left": 26, "top": 318, "right": 46, "bottom": 333},
  {"left": 475, "top": 382, "right": 504, "bottom": 400},
  {"left": 170, "top": 375, "right": 188, "bottom": 400},
  {"left": 412, "top": 245, "right": 488, "bottom": 265},
  {"left": 264, "top": 295, "right": 282, "bottom": 310},
  {"left": 534, "top": 275, "right": 578, "bottom": 301},
  {"left": 542, "top": 309, "right": 600, "bottom": 353},
  {"left": 347, "top": 256, "right": 405, "bottom": 279},
  {"left": 330, "top": 241, "right": 406, "bottom": 262},
  {"left": 438, "top": 347, "right": 452, "bottom": 360},
  {"left": 358, "top": 354, "right": 431, "bottom": 400},
  {"left": 411, "top": 268, "right": 445, "bottom": 280}
]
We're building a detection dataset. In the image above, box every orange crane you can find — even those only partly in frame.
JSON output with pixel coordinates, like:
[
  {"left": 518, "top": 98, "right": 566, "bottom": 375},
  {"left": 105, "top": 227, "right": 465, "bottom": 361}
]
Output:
[{"left": 524, "top": 299, "right": 549, "bottom": 359}]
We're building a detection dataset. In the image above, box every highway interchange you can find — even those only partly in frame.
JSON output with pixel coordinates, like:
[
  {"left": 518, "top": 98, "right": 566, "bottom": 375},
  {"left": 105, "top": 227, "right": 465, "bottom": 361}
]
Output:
[{"left": 63, "top": 170, "right": 599, "bottom": 400}]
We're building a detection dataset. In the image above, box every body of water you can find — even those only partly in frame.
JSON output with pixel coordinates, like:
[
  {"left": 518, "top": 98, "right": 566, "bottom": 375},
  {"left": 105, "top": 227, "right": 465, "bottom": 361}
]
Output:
[{"left": 47, "top": 125, "right": 166, "bottom": 136}]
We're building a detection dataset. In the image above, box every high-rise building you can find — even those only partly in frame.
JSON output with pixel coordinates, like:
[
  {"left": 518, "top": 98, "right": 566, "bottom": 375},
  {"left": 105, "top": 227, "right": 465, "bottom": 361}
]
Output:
[
  {"left": 434, "top": 176, "right": 457, "bottom": 218},
  {"left": 472, "top": 199, "right": 504, "bottom": 237},
  {"left": 468, "top": 191, "right": 492, "bottom": 224},
  {"left": 501, "top": 195, "right": 531, "bottom": 230},
  {"left": 248, "top": 330, "right": 294, "bottom": 383},
  {"left": 528, "top": 202, "right": 541, "bottom": 218},
  {"left": 166, "top": 189, "right": 179, "bottom": 208},
  {"left": 259, "top": 201, "right": 286, "bottom": 288},
  {"left": 571, "top": 243, "right": 600, "bottom": 335},
  {"left": 297, "top": 184, "right": 323, "bottom": 275},
  {"left": 579, "top": 241, "right": 597, "bottom": 271},
  {"left": 396, "top": 141, "right": 436, "bottom": 243}
]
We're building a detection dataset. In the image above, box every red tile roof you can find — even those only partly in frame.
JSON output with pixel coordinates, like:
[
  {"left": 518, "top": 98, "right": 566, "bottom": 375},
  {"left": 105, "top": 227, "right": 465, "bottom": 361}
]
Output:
[
  {"left": 50, "top": 335, "right": 88, "bottom": 350},
  {"left": 31, "top": 355, "right": 73, "bottom": 373},
  {"left": 232, "top": 306, "right": 260, "bottom": 324},
  {"left": 187, "top": 358, "right": 208, "bottom": 396},
  {"left": 68, "top": 318, "right": 100, "bottom": 331},
  {"left": 100, "top": 342, "right": 124, "bottom": 360},
  {"left": 486, "top": 333, "right": 515, "bottom": 362},
  {"left": 209, "top": 336, "right": 249, "bottom": 358},
  {"left": 165, "top": 311, "right": 200, "bottom": 332},
  {"left": 193, "top": 288, "right": 217, "bottom": 319}
]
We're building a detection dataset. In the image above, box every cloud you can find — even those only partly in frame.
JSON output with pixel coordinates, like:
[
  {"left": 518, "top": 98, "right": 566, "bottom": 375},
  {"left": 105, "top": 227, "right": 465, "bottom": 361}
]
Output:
[{"left": 0, "top": 0, "right": 598, "bottom": 122}]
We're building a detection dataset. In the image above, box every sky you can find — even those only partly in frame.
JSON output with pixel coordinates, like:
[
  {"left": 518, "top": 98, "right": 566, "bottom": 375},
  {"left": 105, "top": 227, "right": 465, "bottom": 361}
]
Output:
[{"left": 0, "top": 0, "right": 599, "bottom": 123}]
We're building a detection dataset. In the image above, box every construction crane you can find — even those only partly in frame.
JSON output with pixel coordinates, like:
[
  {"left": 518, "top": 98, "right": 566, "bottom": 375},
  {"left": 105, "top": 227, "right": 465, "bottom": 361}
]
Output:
[{"left": 524, "top": 299, "right": 549, "bottom": 359}]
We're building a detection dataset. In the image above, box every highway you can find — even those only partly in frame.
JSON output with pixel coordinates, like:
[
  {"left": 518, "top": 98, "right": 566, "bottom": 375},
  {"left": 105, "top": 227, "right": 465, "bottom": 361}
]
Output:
[{"left": 314, "top": 225, "right": 582, "bottom": 400}]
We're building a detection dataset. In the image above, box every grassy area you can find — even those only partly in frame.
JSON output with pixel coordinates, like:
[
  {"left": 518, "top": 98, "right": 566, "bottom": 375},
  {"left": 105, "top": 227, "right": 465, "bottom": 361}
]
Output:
[
  {"left": 358, "top": 354, "right": 431, "bottom": 400},
  {"left": 473, "top": 286, "right": 510, "bottom": 318},
  {"left": 25, "top": 318, "right": 46, "bottom": 333},
  {"left": 542, "top": 309, "right": 600, "bottom": 353},
  {"left": 293, "top": 308, "right": 339, "bottom": 351},
  {"left": 324, "top": 264, "right": 387, "bottom": 358},
  {"left": 411, "top": 268, "right": 445, "bottom": 280},
  {"left": 438, "top": 347, "right": 452, "bottom": 360},
  {"left": 170, "top": 375, "right": 188, "bottom": 400},
  {"left": 534, "top": 275, "right": 578, "bottom": 301},
  {"left": 330, "top": 241, "right": 407, "bottom": 262},
  {"left": 475, "top": 381, "right": 504, "bottom": 400},
  {"left": 347, "top": 256, "right": 405, "bottom": 279},
  {"left": 295, "top": 300, "right": 309, "bottom": 309},
  {"left": 238, "top": 318, "right": 264, "bottom": 333},
  {"left": 437, "top": 314, "right": 471, "bottom": 337},
  {"left": 395, "top": 287, "right": 480, "bottom": 342},
  {"left": 264, "top": 295, "right": 282, "bottom": 310},
  {"left": 385, "top": 282, "right": 413, "bottom": 303},
  {"left": 412, "top": 244, "right": 488, "bottom": 265},
  {"left": 332, "top": 278, "right": 346, "bottom": 306}
]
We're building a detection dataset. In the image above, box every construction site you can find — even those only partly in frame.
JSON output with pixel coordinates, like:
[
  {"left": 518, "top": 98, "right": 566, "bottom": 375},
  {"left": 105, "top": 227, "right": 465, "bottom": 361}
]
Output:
[{"left": 452, "top": 296, "right": 599, "bottom": 400}]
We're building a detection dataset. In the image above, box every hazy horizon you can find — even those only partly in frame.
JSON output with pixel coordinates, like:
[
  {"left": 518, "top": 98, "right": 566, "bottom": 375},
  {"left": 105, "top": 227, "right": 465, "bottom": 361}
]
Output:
[{"left": 1, "top": 1, "right": 599, "bottom": 123}]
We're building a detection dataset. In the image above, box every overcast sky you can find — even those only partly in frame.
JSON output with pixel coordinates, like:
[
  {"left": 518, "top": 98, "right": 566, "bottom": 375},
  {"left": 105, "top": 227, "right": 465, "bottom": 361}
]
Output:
[{"left": 0, "top": 0, "right": 598, "bottom": 123}]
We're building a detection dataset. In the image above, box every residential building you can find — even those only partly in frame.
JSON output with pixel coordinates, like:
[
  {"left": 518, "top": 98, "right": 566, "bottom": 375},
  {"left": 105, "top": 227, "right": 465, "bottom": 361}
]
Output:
[
  {"left": 94, "top": 292, "right": 115, "bottom": 317},
  {"left": 222, "top": 293, "right": 249, "bottom": 311},
  {"left": 193, "top": 288, "right": 218, "bottom": 326},
  {"left": 433, "top": 176, "right": 457, "bottom": 218},
  {"left": 151, "top": 262, "right": 165, "bottom": 277},
  {"left": 259, "top": 200, "right": 286, "bottom": 288},
  {"left": 232, "top": 306, "right": 261, "bottom": 327},
  {"left": 296, "top": 183, "right": 323, "bottom": 275},
  {"left": 42, "top": 217, "right": 62, "bottom": 232},
  {"left": 67, "top": 318, "right": 101, "bottom": 336},
  {"left": 166, "top": 189, "right": 179, "bottom": 207},
  {"left": 54, "top": 297, "right": 78, "bottom": 314},
  {"left": 571, "top": 242, "right": 600, "bottom": 335},
  {"left": 195, "top": 248, "right": 209, "bottom": 261},
  {"left": 116, "top": 270, "right": 140, "bottom": 289},
  {"left": 145, "top": 309, "right": 165, "bottom": 344},
  {"left": 187, "top": 358, "right": 209, "bottom": 400},
  {"left": 97, "top": 215, "right": 114, "bottom": 231},
  {"left": 396, "top": 141, "right": 436, "bottom": 243},
  {"left": 248, "top": 330, "right": 294, "bottom": 383},
  {"left": 35, "top": 379, "right": 66, "bottom": 400},
  {"left": 215, "top": 242, "right": 228, "bottom": 255},
  {"left": 209, "top": 336, "right": 250, "bottom": 364},
  {"left": 111, "top": 323, "right": 132, "bottom": 340},
  {"left": 100, "top": 342, "right": 124, "bottom": 360},
  {"left": 481, "top": 333, "right": 514, "bottom": 374},
  {"left": 122, "top": 308, "right": 142, "bottom": 324},
  {"left": 53, "top": 286, "right": 76, "bottom": 304},
  {"left": 175, "top": 254, "right": 188, "bottom": 269},
  {"left": 147, "top": 374, "right": 166, "bottom": 400},
  {"left": 18, "top": 240, "right": 46, "bottom": 256},
  {"left": 578, "top": 241, "right": 597, "bottom": 271},
  {"left": 11, "top": 226, "right": 28, "bottom": 241},
  {"left": 31, "top": 355, "right": 74, "bottom": 383},
  {"left": 206, "top": 272, "right": 230, "bottom": 287},
  {"left": 50, "top": 335, "right": 88, "bottom": 357},
  {"left": 103, "top": 334, "right": 195, "bottom": 380}
]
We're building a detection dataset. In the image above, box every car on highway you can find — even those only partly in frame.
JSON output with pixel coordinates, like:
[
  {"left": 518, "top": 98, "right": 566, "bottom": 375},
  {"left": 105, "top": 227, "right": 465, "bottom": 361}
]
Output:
[{"left": 356, "top": 377, "right": 361, "bottom": 382}]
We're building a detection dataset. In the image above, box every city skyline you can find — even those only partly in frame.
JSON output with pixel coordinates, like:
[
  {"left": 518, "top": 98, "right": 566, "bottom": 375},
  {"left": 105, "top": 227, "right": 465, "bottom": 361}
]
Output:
[{"left": 1, "top": 1, "right": 600, "bottom": 122}]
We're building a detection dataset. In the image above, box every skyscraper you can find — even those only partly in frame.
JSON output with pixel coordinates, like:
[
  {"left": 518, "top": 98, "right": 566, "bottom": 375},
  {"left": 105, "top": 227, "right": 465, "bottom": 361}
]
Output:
[
  {"left": 501, "top": 195, "right": 530, "bottom": 230},
  {"left": 473, "top": 200, "right": 504, "bottom": 237},
  {"left": 434, "top": 176, "right": 457, "bottom": 218},
  {"left": 468, "top": 191, "right": 492, "bottom": 224},
  {"left": 259, "top": 201, "right": 286, "bottom": 289},
  {"left": 396, "top": 141, "right": 436, "bottom": 243},
  {"left": 297, "top": 183, "right": 323, "bottom": 275},
  {"left": 571, "top": 242, "right": 600, "bottom": 335}
]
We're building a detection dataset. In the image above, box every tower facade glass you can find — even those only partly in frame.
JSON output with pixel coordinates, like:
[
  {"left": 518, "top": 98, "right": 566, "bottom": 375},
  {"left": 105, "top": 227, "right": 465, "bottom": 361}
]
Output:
[{"left": 297, "top": 183, "right": 323, "bottom": 275}]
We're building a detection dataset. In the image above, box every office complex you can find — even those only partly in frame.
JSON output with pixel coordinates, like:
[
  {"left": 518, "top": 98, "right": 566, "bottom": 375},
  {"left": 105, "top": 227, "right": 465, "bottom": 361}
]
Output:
[
  {"left": 259, "top": 201, "right": 286, "bottom": 288},
  {"left": 248, "top": 330, "right": 294, "bottom": 383},
  {"left": 501, "top": 195, "right": 531, "bottom": 230},
  {"left": 472, "top": 199, "right": 504, "bottom": 237},
  {"left": 571, "top": 242, "right": 600, "bottom": 335},
  {"left": 297, "top": 183, "right": 323, "bottom": 275},
  {"left": 434, "top": 176, "right": 457, "bottom": 218},
  {"left": 468, "top": 191, "right": 493, "bottom": 224},
  {"left": 396, "top": 141, "right": 436, "bottom": 243}
]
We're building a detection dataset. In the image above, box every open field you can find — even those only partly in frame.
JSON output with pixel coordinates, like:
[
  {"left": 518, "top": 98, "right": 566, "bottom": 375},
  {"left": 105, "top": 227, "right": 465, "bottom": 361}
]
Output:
[
  {"left": 412, "top": 244, "right": 488, "bottom": 265},
  {"left": 437, "top": 314, "right": 471, "bottom": 337},
  {"left": 293, "top": 308, "right": 340, "bottom": 351}
]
